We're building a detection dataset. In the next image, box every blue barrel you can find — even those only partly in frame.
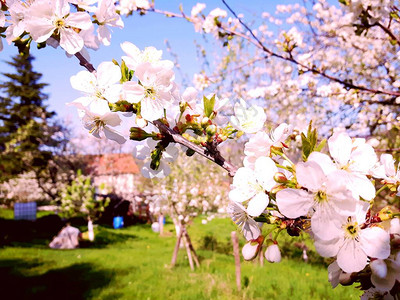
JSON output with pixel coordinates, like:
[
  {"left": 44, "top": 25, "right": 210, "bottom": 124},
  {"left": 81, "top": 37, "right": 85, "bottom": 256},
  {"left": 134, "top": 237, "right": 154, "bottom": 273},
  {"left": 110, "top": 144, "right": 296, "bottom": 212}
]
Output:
[{"left": 113, "top": 216, "right": 124, "bottom": 229}]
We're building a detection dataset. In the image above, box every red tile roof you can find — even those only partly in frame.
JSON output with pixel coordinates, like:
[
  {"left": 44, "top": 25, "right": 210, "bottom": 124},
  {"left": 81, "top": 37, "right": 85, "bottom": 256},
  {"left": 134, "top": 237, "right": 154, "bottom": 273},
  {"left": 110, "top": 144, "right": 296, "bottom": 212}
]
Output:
[{"left": 84, "top": 153, "right": 140, "bottom": 176}]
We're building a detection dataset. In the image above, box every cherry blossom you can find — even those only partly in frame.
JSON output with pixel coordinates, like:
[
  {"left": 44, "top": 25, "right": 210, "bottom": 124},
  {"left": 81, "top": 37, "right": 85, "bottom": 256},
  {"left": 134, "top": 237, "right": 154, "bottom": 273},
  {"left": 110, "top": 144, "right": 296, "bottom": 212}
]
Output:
[
  {"left": 230, "top": 99, "right": 266, "bottom": 134},
  {"left": 370, "top": 253, "right": 400, "bottom": 292},
  {"left": 94, "top": 0, "right": 124, "bottom": 46},
  {"left": 327, "top": 132, "right": 377, "bottom": 200},
  {"left": 70, "top": 61, "right": 122, "bottom": 112},
  {"left": 229, "top": 156, "right": 277, "bottom": 217},
  {"left": 25, "top": 0, "right": 92, "bottom": 54},
  {"left": 125, "top": 62, "right": 175, "bottom": 121},
  {"left": 228, "top": 201, "right": 260, "bottom": 241},
  {"left": 74, "top": 105, "right": 126, "bottom": 144},
  {"left": 243, "top": 123, "right": 291, "bottom": 168},
  {"left": 314, "top": 211, "right": 390, "bottom": 273},
  {"left": 276, "top": 158, "right": 358, "bottom": 240}
]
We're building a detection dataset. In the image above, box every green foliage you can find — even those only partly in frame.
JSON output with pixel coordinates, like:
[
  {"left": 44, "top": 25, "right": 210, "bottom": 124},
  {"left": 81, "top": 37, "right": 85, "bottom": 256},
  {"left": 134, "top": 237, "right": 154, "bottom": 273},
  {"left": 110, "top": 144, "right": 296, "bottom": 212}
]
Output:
[
  {"left": 199, "top": 234, "right": 232, "bottom": 255},
  {"left": 60, "top": 170, "right": 109, "bottom": 220},
  {"left": 0, "top": 53, "right": 59, "bottom": 182},
  {"left": 203, "top": 94, "right": 216, "bottom": 118},
  {"left": 301, "top": 122, "right": 326, "bottom": 161},
  {"left": 120, "top": 59, "right": 134, "bottom": 83}
]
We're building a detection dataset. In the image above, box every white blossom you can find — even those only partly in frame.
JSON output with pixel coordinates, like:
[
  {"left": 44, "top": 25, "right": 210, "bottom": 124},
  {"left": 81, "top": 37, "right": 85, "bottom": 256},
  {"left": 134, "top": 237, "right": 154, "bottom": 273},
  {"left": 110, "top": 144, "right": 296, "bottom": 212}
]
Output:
[
  {"left": 230, "top": 99, "right": 266, "bottom": 133},
  {"left": 25, "top": 0, "right": 92, "bottom": 54}
]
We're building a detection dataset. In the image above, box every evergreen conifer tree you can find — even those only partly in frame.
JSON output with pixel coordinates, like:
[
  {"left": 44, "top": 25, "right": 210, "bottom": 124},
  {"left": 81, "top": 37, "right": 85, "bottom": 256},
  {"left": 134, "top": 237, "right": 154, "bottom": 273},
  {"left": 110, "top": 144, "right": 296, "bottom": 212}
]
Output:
[{"left": 0, "top": 53, "right": 57, "bottom": 182}]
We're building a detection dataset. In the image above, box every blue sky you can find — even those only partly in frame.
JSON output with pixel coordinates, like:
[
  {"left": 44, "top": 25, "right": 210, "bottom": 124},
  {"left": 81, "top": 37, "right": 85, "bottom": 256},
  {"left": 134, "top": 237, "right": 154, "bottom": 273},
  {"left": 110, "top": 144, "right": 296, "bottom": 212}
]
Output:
[{"left": 0, "top": 0, "right": 315, "bottom": 128}]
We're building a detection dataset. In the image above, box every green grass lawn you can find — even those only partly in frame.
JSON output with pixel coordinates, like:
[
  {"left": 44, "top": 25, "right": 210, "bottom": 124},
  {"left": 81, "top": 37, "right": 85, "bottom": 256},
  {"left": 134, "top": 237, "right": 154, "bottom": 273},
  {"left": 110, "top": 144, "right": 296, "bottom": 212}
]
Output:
[{"left": 0, "top": 212, "right": 362, "bottom": 300}]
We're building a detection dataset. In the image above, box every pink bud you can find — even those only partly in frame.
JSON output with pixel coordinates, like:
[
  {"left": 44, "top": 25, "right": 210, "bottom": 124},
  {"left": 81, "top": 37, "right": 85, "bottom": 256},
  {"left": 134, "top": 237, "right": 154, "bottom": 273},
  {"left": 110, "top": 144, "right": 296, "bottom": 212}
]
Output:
[
  {"left": 242, "top": 241, "right": 260, "bottom": 261},
  {"left": 265, "top": 244, "right": 281, "bottom": 263},
  {"left": 273, "top": 172, "right": 287, "bottom": 183},
  {"left": 242, "top": 235, "right": 264, "bottom": 261}
]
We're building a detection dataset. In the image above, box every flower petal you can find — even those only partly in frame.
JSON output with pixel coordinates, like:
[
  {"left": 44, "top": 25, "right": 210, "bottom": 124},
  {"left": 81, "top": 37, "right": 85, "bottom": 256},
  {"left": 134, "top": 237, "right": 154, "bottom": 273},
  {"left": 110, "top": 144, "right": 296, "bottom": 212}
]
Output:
[
  {"left": 60, "top": 28, "right": 84, "bottom": 54},
  {"left": 103, "top": 126, "right": 126, "bottom": 144},
  {"left": 247, "top": 192, "right": 269, "bottom": 217},
  {"left": 328, "top": 132, "right": 352, "bottom": 166},
  {"left": 254, "top": 156, "right": 277, "bottom": 191},
  {"left": 276, "top": 188, "right": 313, "bottom": 218},
  {"left": 296, "top": 160, "right": 325, "bottom": 192},
  {"left": 141, "top": 97, "right": 164, "bottom": 121},
  {"left": 359, "top": 227, "right": 390, "bottom": 260},
  {"left": 337, "top": 239, "right": 368, "bottom": 273}
]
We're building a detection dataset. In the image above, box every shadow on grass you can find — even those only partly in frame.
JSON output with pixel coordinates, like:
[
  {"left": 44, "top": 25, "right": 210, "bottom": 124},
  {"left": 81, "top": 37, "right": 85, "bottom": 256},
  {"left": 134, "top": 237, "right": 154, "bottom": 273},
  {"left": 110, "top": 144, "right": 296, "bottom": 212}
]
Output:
[
  {"left": 82, "top": 227, "right": 139, "bottom": 249},
  {"left": 0, "top": 217, "right": 139, "bottom": 249},
  {"left": 0, "top": 216, "right": 63, "bottom": 248},
  {"left": 0, "top": 259, "right": 121, "bottom": 299}
]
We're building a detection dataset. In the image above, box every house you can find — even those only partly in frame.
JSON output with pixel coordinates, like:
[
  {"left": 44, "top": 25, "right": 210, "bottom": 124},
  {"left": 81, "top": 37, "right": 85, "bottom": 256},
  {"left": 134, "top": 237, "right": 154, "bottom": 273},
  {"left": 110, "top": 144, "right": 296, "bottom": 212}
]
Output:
[
  {"left": 83, "top": 153, "right": 141, "bottom": 199},
  {"left": 83, "top": 153, "right": 153, "bottom": 224}
]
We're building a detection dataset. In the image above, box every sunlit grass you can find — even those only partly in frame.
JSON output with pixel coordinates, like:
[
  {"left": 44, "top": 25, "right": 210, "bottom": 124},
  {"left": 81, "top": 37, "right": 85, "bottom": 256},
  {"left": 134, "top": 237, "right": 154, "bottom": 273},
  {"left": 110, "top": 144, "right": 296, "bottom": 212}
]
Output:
[{"left": 0, "top": 211, "right": 362, "bottom": 299}]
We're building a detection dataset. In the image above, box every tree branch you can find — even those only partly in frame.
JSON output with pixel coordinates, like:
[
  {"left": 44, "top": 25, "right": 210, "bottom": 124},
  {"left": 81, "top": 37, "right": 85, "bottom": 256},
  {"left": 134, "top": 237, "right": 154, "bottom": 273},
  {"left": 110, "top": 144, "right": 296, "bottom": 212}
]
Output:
[
  {"left": 73, "top": 52, "right": 238, "bottom": 177},
  {"left": 374, "top": 20, "right": 400, "bottom": 47},
  {"left": 152, "top": 120, "right": 238, "bottom": 176},
  {"left": 220, "top": 0, "right": 400, "bottom": 98},
  {"left": 146, "top": 2, "right": 400, "bottom": 98}
]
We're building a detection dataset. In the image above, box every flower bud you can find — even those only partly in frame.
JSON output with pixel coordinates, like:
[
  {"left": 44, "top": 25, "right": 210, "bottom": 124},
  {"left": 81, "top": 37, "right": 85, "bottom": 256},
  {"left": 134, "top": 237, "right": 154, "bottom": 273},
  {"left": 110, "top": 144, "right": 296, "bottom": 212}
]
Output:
[
  {"left": 130, "top": 127, "right": 155, "bottom": 141},
  {"left": 242, "top": 241, "right": 260, "bottom": 261},
  {"left": 201, "top": 117, "right": 210, "bottom": 127},
  {"left": 241, "top": 235, "right": 264, "bottom": 261},
  {"left": 206, "top": 125, "right": 217, "bottom": 136},
  {"left": 264, "top": 243, "right": 281, "bottom": 263},
  {"left": 390, "top": 218, "right": 400, "bottom": 235},
  {"left": 274, "top": 172, "right": 287, "bottom": 183}
]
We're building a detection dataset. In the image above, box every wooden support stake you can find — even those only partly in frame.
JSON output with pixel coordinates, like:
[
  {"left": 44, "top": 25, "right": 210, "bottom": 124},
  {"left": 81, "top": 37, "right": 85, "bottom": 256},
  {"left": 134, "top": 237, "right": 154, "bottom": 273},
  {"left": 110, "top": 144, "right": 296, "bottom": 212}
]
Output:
[
  {"left": 171, "top": 227, "right": 184, "bottom": 267},
  {"left": 184, "top": 235, "right": 195, "bottom": 271},
  {"left": 231, "top": 231, "right": 241, "bottom": 291},
  {"left": 182, "top": 226, "right": 200, "bottom": 268}
]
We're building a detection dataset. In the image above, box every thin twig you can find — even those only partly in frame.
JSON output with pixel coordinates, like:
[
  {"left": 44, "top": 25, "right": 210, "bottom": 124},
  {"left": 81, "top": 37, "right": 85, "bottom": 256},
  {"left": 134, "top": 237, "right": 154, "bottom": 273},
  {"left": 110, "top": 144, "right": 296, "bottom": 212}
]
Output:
[
  {"left": 221, "top": 0, "right": 400, "bottom": 97},
  {"left": 375, "top": 21, "right": 400, "bottom": 46},
  {"left": 75, "top": 52, "right": 96, "bottom": 73}
]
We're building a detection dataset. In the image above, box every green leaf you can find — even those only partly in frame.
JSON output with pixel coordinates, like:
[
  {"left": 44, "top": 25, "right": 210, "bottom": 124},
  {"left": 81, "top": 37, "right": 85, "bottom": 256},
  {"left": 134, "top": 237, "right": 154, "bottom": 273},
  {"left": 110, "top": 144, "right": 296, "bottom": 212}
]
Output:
[
  {"left": 315, "top": 138, "right": 327, "bottom": 152},
  {"left": 203, "top": 95, "right": 216, "bottom": 118},
  {"left": 301, "top": 121, "right": 322, "bottom": 161}
]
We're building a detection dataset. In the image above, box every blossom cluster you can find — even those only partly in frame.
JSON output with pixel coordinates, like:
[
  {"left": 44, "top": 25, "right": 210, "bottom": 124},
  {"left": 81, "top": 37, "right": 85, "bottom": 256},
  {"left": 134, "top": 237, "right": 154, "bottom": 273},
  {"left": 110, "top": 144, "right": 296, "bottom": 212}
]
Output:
[
  {"left": 0, "top": 0, "right": 145, "bottom": 54},
  {"left": 229, "top": 125, "right": 400, "bottom": 298}
]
